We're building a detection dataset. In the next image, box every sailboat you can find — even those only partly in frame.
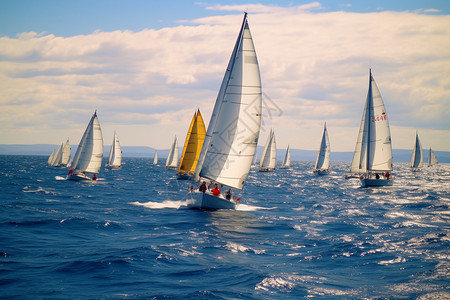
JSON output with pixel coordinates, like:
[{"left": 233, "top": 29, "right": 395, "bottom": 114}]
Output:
[
  {"left": 177, "top": 109, "right": 206, "bottom": 180},
  {"left": 47, "top": 149, "right": 55, "bottom": 166},
  {"left": 49, "top": 143, "right": 63, "bottom": 167},
  {"left": 313, "top": 123, "right": 331, "bottom": 175},
  {"left": 106, "top": 131, "right": 122, "bottom": 169},
  {"left": 281, "top": 145, "right": 291, "bottom": 169},
  {"left": 410, "top": 131, "right": 423, "bottom": 172},
  {"left": 350, "top": 70, "right": 393, "bottom": 187},
  {"left": 153, "top": 151, "right": 158, "bottom": 165},
  {"left": 67, "top": 111, "right": 104, "bottom": 181},
  {"left": 428, "top": 148, "right": 439, "bottom": 167},
  {"left": 259, "top": 129, "right": 276, "bottom": 172},
  {"left": 165, "top": 136, "right": 178, "bottom": 170},
  {"left": 60, "top": 139, "right": 71, "bottom": 167},
  {"left": 187, "top": 13, "right": 262, "bottom": 210}
]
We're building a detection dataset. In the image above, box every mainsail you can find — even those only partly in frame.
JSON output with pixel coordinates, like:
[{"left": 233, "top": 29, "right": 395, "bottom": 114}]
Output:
[
  {"left": 281, "top": 145, "right": 291, "bottom": 168},
  {"left": 259, "top": 129, "right": 277, "bottom": 171},
  {"left": 428, "top": 148, "right": 438, "bottom": 166},
  {"left": 194, "top": 13, "right": 262, "bottom": 190},
  {"left": 178, "top": 109, "right": 206, "bottom": 174},
  {"left": 107, "top": 131, "right": 122, "bottom": 167},
  {"left": 153, "top": 151, "right": 158, "bottom": 165},
  {"left": 410, "top": 131, "right": 423, "bottom": 170},
  {"left": 71, "top": 111, "right": 104, "bottom": 174},
  {"left": 165, "top": 136, "right": 178, "bottom": 169},
  {"left": 350, "top": 70, "right": 393, "bottom": 174},
  {"left": 61, "top": 139, "right": 71, "bottom": 166},
  {"left": 314, "top": 123, "right": 331, "bottom": 171}
]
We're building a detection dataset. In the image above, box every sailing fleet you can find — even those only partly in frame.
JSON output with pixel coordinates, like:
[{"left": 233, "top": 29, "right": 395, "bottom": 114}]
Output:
[{"left": 47, "top": 13, "right": 441, "bottom": 207}]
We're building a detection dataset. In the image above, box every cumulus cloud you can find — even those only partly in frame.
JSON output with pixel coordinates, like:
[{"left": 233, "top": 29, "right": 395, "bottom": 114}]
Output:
[{"left": 0, "top": 3, "right": 449, "bottom": 151}]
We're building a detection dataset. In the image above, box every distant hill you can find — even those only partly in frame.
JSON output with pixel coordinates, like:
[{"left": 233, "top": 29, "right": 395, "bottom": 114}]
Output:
[{"left": 0, "top": 144, "right": 449, "bottom": 163}]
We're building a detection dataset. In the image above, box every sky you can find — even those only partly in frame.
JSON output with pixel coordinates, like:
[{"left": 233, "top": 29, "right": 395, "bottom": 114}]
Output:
[{"left": 1, "top": 0, "right": 449, "bottom": 152}]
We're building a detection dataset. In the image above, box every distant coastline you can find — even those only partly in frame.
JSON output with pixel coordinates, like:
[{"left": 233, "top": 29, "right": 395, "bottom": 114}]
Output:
[{"left": 1, "top": 144, "right": 449, "bottom": 163}]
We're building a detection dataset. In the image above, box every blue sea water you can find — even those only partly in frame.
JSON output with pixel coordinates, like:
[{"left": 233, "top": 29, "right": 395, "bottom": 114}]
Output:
[{"left": 1, "top": 155, "right": 449, "bottom": 299}]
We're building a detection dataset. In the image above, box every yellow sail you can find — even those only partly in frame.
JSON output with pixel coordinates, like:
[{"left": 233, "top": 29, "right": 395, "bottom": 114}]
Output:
[{"left": 178, "top": 109, "right": 206, "bottom": 174}]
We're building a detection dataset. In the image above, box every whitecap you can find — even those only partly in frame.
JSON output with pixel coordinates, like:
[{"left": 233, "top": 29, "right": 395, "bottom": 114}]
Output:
[
  {"left": 378, "top": 256, "right": 406, "bottom": 265},
  {"left": 236, "top": 203, "right": 276, "bottom": 211},
  {"left": 130, "top": 200, "right": 187, "bottom": 209},
  {"left": 255, "top": 277, "right": 295, "bottom": 292}
]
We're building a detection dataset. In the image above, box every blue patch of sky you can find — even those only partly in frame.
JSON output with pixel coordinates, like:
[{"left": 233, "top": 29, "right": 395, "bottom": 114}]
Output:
[{"left": 0, "top": 0, "right": 448, "bottom": 37}]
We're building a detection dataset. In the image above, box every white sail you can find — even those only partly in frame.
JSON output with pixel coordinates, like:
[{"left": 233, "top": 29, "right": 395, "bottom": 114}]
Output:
[
  {"left": 428, "top": 148, "right": 438, "bottom": 166},
  {"left": 50, "top": 143, "right": 63, "bottom": 166},
  {"left": 314, "top": 123, "right": 331, "bottom": 171},
  {"left": 47, "top": 150, "right": 55, "bottom": 166},
  {"left": 259, "top": 130, "right": 277, "bottom": 170},
  {"left": 153, "top": 151, "right": 158, "bottom": 165},
  {"left": 165, "top": 136, "right": 178, "bottom": 169},
  {"left": 107, "top": 131, "right": 122, "bottom": 167},
  {"left": 71, "top": 111, "right": 104, "bottom": 174},
  {"left": 194, "top": 13, "right": 262, "bottom": 190},
  {"left": 410, "top": 131, "right": 423, "bottom": 170},
  {"left": 61, "top": 139, "right": 71, "bottom": 166},
  {"left": 350, "top": 70, "right": 393, "bottom": 173},
  {"left": 281, "top": 145, "right": 291, "bottom": 168}
]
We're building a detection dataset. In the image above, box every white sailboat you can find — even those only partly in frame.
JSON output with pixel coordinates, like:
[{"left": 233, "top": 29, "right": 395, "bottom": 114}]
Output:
[
  {"left": 153, "top": 151, "right": 158, "bottom": 165},
  {"left": 106, "top": 131, "right": 122, "bottom": 169},
  {"left": 410, "top": 131, "right": 423, "bottom": 172},
  {"left": 259, "top": 129, "right": 277, "bottom": 172},
  {"left": 49, "top": 143, "right": 63, "bottom": 167},
  {"left": 47, "top": 149, "right": 55, "bottom": 166},
  {"left": 313, "top": 123, "right": 331, "bottom": 175},
  {"left": 60, "top": 139, "right": 71, "bottom": 167},
  {"left": 188, "top": 13, "right": 262, "bottom": 210},
  {"left": 350, "top": 70, "right": 393, "bottom": 187},
  {"left": 67, "top": 111, "right": 104, "bottom": 181},
  {"left": 428, "top": 148, "right": 438, "bottom": 167},
  {"left": 165, "top": 136, "right": 178, "bottom": 170},
  {"left": 281, "top": 145, "right": 291, "bottom": 169}
]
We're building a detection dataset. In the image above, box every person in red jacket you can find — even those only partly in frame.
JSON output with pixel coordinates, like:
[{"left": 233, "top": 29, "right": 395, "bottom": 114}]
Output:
[{"left": 212, "top": 184, "right": 221, "bottom": 196}]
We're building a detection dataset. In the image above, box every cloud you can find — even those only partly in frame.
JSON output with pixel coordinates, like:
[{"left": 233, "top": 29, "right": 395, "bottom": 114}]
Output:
[{"left": 0, "top": 4, "right": 449, "bottom": 151}]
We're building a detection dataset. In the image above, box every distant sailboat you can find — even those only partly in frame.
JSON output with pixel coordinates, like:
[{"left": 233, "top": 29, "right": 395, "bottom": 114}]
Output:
[
  {"left": 350, "top": 70, "right": 393, "bottom": 187},
  {"left": 165, "top": 136, "right": 178, "bottom": 170},
  {"left": 281, "top": 145, "right": 291, "bottom": 169},
  {"left": 188, "top": 13, "right": 262, "bottom": 210},
  {"left": 177, "top": 109, "right": 206, "bottom": 180},
  {"left": 106, "top": 131, "right": 122, "bottom": 169},
  {"left": 259, "top": 129, "right": 276, "bottom": 172},
  {"left": 313, "top": 123, "right": 331, "bottom": 175},
  {"left": 153, "top": 151, "right": 158, "bottom": 165},
  {"left": 428, "top": 148, "right": 439, "bottom": 167},
  {"left": 49, "top": 143, "right": 63, "bottom": 167},
  {"left": 60, "top": 139, "right": 71, "bottom": 167},
  {"left": 67, "top": 111, "right": 104, "bottom": 181},
  {"left": 47, "top": 149, "right": 55, "bottom": 166},
  {"left": 410, "top": 131, "right": 423, "bottom": 172}
]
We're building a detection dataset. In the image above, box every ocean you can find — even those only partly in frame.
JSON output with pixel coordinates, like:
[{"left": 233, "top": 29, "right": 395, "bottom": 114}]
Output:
[{"left": 1, "top": 155, "right": 449, "bottom": 299}]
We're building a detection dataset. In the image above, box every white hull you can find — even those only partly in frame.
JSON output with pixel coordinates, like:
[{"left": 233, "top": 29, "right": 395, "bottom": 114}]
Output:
[
  {"left": 314, "top": 169, "right": 329, "bottom": 175},
  {"left": 105, "top": 164, "right": 121, "bottom": 169},
  {"left": 187, "top": 191, "right": 236, "bottom": 210},
  {"left": 67, "top": 173, "right": 95, "bottom": 181},
  {"left": 259, "top": 168, "right": 275, "bottom": 172},
  {"left": 360, "top": 178, "right": 393, "bottom": 187}
]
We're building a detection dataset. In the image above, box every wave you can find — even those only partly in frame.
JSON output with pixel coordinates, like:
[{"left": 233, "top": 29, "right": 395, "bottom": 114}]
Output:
[{"left": 130, "top": 200, "right": 187, "bottom": 209}]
